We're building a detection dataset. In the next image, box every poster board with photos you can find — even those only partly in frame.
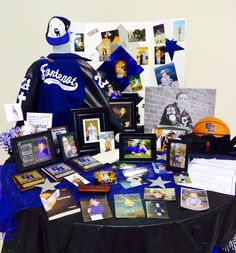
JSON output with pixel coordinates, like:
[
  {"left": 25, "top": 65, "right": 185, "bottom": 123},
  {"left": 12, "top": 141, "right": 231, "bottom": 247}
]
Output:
[
  {"left": 144, "top": 87, "right": 216, "bottom": 133},
  {"left": 70, "top": 19, "right": 187, "bottom": 125},
  {"left": 11, "top": 131, "right": 57, "bottom": 172}
]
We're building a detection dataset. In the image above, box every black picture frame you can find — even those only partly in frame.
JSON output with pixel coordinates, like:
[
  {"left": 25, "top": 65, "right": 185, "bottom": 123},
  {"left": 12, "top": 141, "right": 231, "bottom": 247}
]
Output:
[
  {"left": 109, "top": 98, "right": 137, "bottom": 132},
  {"left": 59, "top": 132, "right": 79, "bottom": 161},
  {"left": 119, "top": 133, "right": 156, "bottom": 162},
  {"left": 166, "top": 139, "right": 188, "bottom": 171},
  {"left": 72, "top": 107, "right": 108, "bottom": 154},
  {"left": 11, "top": 131, "right": 57, "bottom": 172},
  {"left": 48, "top": 125, "right": 68, "bottom": 154}
]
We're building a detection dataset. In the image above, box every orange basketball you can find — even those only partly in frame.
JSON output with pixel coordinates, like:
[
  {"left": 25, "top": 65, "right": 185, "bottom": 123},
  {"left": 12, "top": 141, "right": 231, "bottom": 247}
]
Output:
[{"left": 193, "top": 117, "right": 230, "bottom": 137}]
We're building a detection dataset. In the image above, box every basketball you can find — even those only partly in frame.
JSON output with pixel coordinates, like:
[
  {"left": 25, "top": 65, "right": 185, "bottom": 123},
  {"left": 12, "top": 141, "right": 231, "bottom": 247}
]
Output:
[{"left": 193, "top": 117, "right": 230, "bottom": 137}]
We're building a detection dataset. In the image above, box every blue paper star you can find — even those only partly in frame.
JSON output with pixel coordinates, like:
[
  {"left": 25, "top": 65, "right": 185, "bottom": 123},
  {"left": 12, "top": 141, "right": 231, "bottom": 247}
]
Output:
[{"left": 165, "top": 38, "right": 184, "bottom": 61}]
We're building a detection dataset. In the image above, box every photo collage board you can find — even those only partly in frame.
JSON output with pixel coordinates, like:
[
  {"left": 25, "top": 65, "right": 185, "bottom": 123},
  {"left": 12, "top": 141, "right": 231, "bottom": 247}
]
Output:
[{"left": 69, "top": 19, "right": 187, "bottom": 125}]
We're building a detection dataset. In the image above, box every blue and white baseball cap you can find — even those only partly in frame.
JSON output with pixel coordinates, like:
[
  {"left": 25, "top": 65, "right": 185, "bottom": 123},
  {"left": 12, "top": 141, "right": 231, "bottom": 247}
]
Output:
[{"left": 46, "top": 16, "right": 71, "bottom": 46}]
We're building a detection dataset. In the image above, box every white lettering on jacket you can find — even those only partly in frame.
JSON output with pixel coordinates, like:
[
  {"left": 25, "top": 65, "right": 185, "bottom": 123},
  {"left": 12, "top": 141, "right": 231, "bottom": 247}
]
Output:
[{"left": 40, "top": 64, "right": 78, "bottom": 91}]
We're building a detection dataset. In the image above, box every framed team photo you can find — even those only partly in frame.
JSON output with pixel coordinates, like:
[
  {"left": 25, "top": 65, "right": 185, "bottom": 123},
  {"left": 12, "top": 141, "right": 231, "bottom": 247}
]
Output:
[
  {"left": 11, "top": 131, "right": 57, "bottom": 172},
  {"left": 109, "top": 98, "right": 137, "bottom": 132},
  {"left": 72, "top": 107, "right": 108, "bottom": 154},
  {"left": 166, "top": 139, "right": 188, "bottom": 172},
  {"left": 119, "top": 133, "right": 156, "bottom": 162},
  {"left": 59, "top": 132, "right": 79, "bottom": 161}
]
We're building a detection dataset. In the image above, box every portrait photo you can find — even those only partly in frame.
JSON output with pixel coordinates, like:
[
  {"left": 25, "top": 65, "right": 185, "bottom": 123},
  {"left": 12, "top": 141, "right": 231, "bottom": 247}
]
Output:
[
  {"left": 154, "top": 46, "right": 165, "bottom": 65},
  {"left": 105, "top": 82, "right": 121, "bottom": 99},
  {"left": 98, "top": 43, "right": 111, "bottom": 62},
  {"left": 128, "top": 28, "right": 146, "bottom": 42},
  {"left": 136, "top": 47, "right": 149, "bottom": 65},
  {"left": 74, "top": 33, "right": 84, "bottom": 52},
  {"left": 154, "top": 63, "right": 179, "bottom": 87},
  {"left": 173, "top": 20, "right": 186, "bottom": 42},
  {"left": 59, "top": 132, "right": 79, "bottom": 160},
  {"left": 146, "top": 201, "right": 169, "bottom": 219},
  {"left": 128, "top": 74, "right": 143, "bottom": 92},
  {"left": 153, "top": 24, "right": 165, "bottom": 44},
  {"left": 166, "top": 140, "right": 188, "bottom": 171},
  {"left": 144, "top": 87, "right": 216, "bottom": 133},
  {"left": 83, "top": 118, "right": 101, "bottom": 144},
  {"left": 99, "top": 131, "right": 115, "bottom": 153}
]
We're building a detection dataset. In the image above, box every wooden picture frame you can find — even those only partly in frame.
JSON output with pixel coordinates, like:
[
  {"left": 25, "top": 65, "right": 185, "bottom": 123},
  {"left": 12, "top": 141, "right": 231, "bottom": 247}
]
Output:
[
  {"left": 72, "top": 107, "right": 108, "bottom": 154},
  {"left": 11, "top": 131, "right": 57, "bottom": 172},
  {"left": 166, "top": 139, "right": 188, "bottom": 171},
  {"left": 119, "top": 133, "right": 156, "bottom": 162}
]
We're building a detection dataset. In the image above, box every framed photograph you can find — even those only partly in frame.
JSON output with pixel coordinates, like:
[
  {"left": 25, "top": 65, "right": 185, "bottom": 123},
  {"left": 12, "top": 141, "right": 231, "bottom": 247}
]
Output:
[
  {"left": 152, "top": 126, "right": 188, "bottom": 152},
  {"left": 109, "top": 98, "right": 137, "bottom": 132},
  {"left": 41, "top": 162, "right": 75, "bottom": 181},
  {"left": 72, "top": 107, "right": 108, "bottom": 154},
  {"left": 12, "top": 169, "right": 45, "bottom": 191},
  {"left": 70, "top": 155, "right": 104, "bottom": 172},
  {"left": 166, "top": 140, "right": 188, "bottom": 171},
  {"left": 59, "top": 132, "right": 79, "bottom": 161},
  {"left": 119, "top": 133, "right": 156, "bottom": 162},
  {"left": 11, "top": 131, "right": 57, "bottom": 172},
  {"left": 49, "top": 126, "right": 68, "bottom": 147}
]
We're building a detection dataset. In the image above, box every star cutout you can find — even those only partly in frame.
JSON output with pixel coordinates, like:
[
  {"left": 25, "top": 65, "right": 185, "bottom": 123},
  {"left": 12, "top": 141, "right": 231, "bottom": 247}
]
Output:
[
  {"left": 148, "top": 177, "right": 171, "bottom": 188},
  {"left": 36, "top": 178, "right": 60, "bottom": 193},
  {"left": 165, "top": 38, "right": 184, "bottom": 61}
]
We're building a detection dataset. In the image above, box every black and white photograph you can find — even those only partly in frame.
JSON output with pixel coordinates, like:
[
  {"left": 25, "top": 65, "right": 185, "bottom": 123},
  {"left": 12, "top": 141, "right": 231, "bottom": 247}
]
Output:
[{"left": 144, "top": 87, "right": 216, "bottom": 133}]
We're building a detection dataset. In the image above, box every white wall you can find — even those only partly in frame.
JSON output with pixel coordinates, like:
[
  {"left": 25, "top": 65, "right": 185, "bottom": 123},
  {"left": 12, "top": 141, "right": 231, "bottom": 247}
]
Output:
[{"left": 0, "top": 0, "right": 236, "bottom": 164}]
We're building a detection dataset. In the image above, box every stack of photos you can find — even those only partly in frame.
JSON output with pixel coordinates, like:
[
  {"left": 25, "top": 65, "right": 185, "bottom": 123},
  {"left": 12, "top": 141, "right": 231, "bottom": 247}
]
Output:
[
  {"left": 80, "top": 195, "right": 112, "bottom": 222},
  {"left": 144, "top": 188, "right": 176, "bottom": 201},
  {"left": 71, "top": 155, "right": 103, "bottom": 172},
  {"left": 173, "top": 171, "right": 191, "bottom": 185},
  {"left": 12, "top": 170, "right": 45, "bottom": 191},
  {"left": 114, "top": 194, "right": 145, "bottom": 218},
  {"left": 42, "top": 163, "right": 76, "bottom": 181},
  {"left": 65, "top": 172, "right": 90, "bottom": 187},
  {"left": 152, "top": 126, "right": 187, "bottom": 152},
  {"left": 145, "top": 201, "right": 169, "bottom": 219},
  {"left": 120, "top": 166, "right": 149, "bottom": 189},
  {"left": 93, "top": 170, "right": 117, "bottom": 185},
  {"left": 99, "top": 131, "right": 115, "bottom": 153},
  {"left": 181, "top": 188, "right": 209, "bottom": 211}
]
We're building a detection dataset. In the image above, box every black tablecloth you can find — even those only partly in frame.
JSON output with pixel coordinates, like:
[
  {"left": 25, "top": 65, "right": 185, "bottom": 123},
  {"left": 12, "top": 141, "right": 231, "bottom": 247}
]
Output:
[{"left": 2, "top": 192, "right": 236, "bottom": 253}]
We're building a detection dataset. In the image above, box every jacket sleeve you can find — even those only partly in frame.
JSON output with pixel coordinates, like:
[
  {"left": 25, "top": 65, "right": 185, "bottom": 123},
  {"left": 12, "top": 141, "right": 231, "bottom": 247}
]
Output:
[
  {"left": 76, "top": 58, "right": 124, "bottom": 133},
  {"left": 16, "top": 60, "right": 40, "bottom": 127}
]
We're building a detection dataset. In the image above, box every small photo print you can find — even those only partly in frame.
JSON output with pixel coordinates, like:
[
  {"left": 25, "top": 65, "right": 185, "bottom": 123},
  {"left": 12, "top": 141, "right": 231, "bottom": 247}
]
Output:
[
  {"left": 115, "top": 60, "right": 127, "bottom": 78},
  {"left": 98, "top": 43, "right": 111, "bottom": 62},
  {"left": 181, "top": 188, "right": 209, "bottom": 211},
  {"left": 128, "top": 74, "right": 143, "bottom": 92},
  {"left": 83, "top": 118, "right": 101, "bottom": 143},
  {"left": 173, "top": 20, "right": 186, "bottom": 42},
  {"left": 80, "top": 195, "right": 112, "bottom": 222},
  {"left": 152, "top": 128, "right": 186, "bottom": 152},
  {"left": 101, "top": 29, "right": 120, "bottom": 43},
  {"left": 153, "top": 24, "right": 165, "bottom": 45},
  {"left": 146, "top": 201, "right": 169, "bottom": 219},
  {"left": 120, "top": 176, "right": 148, "bottom": 189},
  {"left": 65, "top": 172, "right": 90, "bottom": 186},
  {"left": 128, "top": 28, "right": 146, "bottom": 42},
  {"left": 93, "top": 170, "right": 117, "bottom": 185},
  {"left": 114, "top": 194, "right": 145, "bottom": 218},
  {"left": 105, "top": 82, "right": 121, "bottom": 99},
  {"left": 144, "top": 188, "right": 176, "bottom": 201},
  {"left": 154, "top": 63, "right": 179, "bottom": 88},
  {"left": 136, "top": 47, "right": 149, "bottom": 65},
  {"left": 174, "top": 171, "right": 191, "bottom": 184},
  {"left": 4, "top": 103, "right": 23, "bottom": 122},
  {"left": 99, "top": 131, "right": 115, "bottom": 153},
  {"left": 74, "top": 33, "right": 85, "bottom": 52},
  {"left": 154, "top": 46, "right": 165, "bottom": 65},
  {"left": 60, "top": 133, "right": 78, "bottom": 159},
  {"left": 169, "top": 142, "right": 187, "bottom": 169},
  {"left": 124, "top": 138, "right": 152, "bottom": 159}
]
